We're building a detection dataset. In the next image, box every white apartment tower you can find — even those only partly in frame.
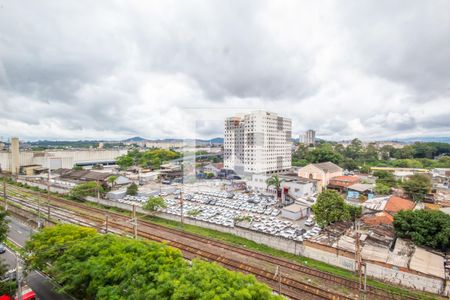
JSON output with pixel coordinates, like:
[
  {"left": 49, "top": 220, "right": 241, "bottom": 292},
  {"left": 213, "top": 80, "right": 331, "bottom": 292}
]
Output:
[
  {"left": 302, "top": 129, "right": 315, "bottom": 146},
  {"left": 224, "top": 111, "right": 292, "bottom": 175}
]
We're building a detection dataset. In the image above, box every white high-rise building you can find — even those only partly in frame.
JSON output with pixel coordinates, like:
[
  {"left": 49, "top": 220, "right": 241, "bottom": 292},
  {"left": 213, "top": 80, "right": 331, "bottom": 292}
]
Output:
[
  {"left": 301, "top": 129, "right": 315, "bottom": 146},
  {"left": 224, "top": 111, "right": 292, "bottom": 176}
]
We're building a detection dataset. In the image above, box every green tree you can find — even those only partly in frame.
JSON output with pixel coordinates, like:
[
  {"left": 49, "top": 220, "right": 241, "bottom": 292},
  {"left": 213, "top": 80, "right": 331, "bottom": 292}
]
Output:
[
  {"left": 359, "top": 165, "right": 371, "bottom": 174},
  {"left": 107, "top": 175, "right": 118, "bottom": 190},
  {"left": 312, "top": 190, "right": 350, "bottom": 227},
  {"left": 375, "top": 182, "right": 391, "bottom": 195},
  {"left": 342, "top": 158, "right": 358, "bottom": 171},
  {"left": 364, "top": 143, "right": 379, "bottom": 162},
  {"left": 25, "top": 224, "right": 281, "bottom": 300},
  {"left": 143, "top": 196, "right": 167, "bottom": 213},
  {"left": 345, "top": 138, "right": 364, "bottom": 160},
  {"left": 393, "top": 145, "right": 415, "bottom": 159},
  {"left": 373, "top": 170, "right": 397, "bottom": 188},
  {"left": 347, "top": 204, "right": 362, "bottom": 221},
  {"left": 0, "top": 209, "right": 15, "bottom": 296},
  {"left": 116, "top": 155, "right": 134, "bottom": 170},
  {"left": 0, "top": 262, "right": 16, "bottom": 296},
  {"left": 72, "top": 165, "right": 83, "bottom": 171},
  {"left": 126, "top": 182, "right": 138, "bottom": 196},
  {"left": 306, "top": 144, "right": 343, "bottom": 165},
  {"left": 393, "top": 210, "right": 450, "bottom": 251},
  {"left": 402, "top": 174, "right": 432, "bottom": 202},
  {"left": 0, "top": 210, "right": 8, "bottom": 242},
  {"left": 266, "top": 175, "right": 284, "bottom": 206},
  {"left": 380, "top": 145, "right": 395, "bottom": 160},
  {"left": 69, "top": 181, "right": 104, "bottom": 200}
]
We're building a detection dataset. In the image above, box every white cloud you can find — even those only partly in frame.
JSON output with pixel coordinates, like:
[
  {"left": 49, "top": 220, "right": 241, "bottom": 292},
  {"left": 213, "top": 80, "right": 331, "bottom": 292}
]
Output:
[{"left": 0, "top": 0, "right": 449, "bottom": 141}]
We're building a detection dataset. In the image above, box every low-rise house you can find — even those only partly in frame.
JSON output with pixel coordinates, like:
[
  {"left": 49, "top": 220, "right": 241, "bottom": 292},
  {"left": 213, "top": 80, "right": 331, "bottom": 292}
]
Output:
[
  {"left": 363, "top": 196, "right": 389, "bottom": 212},
  {"left": 361, "top": 211, "right": 394, "bottom": 226},
  {"left": 384, "top": 195, "right": 415, "bottom": 215},
  {"left": 328, "top": 175, "right": 360, "bottom": 191},
  {"left": 298, "top": 162, "right": 343, "bottom": 191},
  {"left": 159, "top": 163, "right": 183, "bottom": 180},
  {"left": 113, "top": 175, "right": 131, "bottom": 186},
  {"left": 279, "top": 174, "right": 317, "bottom": 199},
  {"left": 305, "top": 225, "right": 447, "bottom": 295},
  {"left": 203, "top": 163, "right": 224, "bottom": 176},
  {"left": 347, "top": 183, "right": 375, "bottom": 200},
  {"left": 281, "top": 203, "right": 310, "bottom": 220},
  {"left": 431, "top": 168, "right": 450, "bottom": 189}
]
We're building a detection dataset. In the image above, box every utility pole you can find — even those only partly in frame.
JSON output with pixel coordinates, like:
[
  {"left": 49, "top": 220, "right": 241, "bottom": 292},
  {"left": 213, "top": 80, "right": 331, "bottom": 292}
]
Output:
[
  {"left": 37, "top": 191, "right": 41, "bottom": 228},
  {"left": 180, "top": 163, "right": 184, "bottom": 229},
  {"left": 355, "top": 220, "right": 367, "bottom": 297},
  {"left": 97, "top": 180, "right": 100, "bottom": 204},
  {"left": 275, "top": 265, "right": 282, "bottom": 295},
  {"left": 105, "top": 213, "right": 109, "bottom": 233},
  {"left": 47, "top": 160, "right": 51, "bottom": 222},
  {"left": 132, "top": 204, "right": 137, "bottom": 239},
  {"left": 16, "top": 257, "right": 23, "bottom": 300},
  {"left": 180, "top": 188, "right": 184, "bottom": 228},
  {"left": 3, "top": 176, "right": 7, "bottom": 211}
]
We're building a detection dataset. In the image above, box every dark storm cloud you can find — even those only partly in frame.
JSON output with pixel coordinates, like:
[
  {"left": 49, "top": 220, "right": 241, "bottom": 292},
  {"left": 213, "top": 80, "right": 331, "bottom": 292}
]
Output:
[{"left": 0, "top": 0, "right": 449, "bottom": 140}]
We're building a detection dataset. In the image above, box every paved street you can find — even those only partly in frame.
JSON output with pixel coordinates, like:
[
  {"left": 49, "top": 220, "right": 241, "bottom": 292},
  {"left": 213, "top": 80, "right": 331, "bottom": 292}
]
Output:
[{"left": 1, "top": 217, "right": 69, "bottom": 300}]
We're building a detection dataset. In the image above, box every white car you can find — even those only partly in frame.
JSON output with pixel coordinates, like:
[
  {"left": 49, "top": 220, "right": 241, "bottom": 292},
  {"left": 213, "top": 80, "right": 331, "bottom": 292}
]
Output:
[{"left": 311, "top": 226, "right": 322, "bottom": 234}]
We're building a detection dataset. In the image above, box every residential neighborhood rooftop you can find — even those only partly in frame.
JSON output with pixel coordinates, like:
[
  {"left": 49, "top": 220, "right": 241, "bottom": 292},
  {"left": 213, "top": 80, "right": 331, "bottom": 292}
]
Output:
[{"left": 384, "top": 196, "right": 415, "bottom": 214}]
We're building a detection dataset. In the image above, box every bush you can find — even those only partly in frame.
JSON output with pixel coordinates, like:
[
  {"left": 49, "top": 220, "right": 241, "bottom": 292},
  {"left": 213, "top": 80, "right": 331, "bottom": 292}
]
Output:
[{"left": 126, "top": 182, "right": 138, "bottom": 196}]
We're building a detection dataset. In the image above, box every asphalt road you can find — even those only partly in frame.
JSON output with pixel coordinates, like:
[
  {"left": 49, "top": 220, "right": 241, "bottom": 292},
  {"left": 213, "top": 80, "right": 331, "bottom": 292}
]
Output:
[{"left": 2, "top": 217, "right": 70, "bottom": 300}]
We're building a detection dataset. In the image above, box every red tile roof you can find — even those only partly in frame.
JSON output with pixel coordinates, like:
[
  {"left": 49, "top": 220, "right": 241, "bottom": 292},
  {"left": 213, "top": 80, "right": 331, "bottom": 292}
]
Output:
[
  {"left": 329, "top": 176, "right": 360, "bottom": 187},
  {"left": 384, "top": 196, "right": 415, "bottom": 214},
  {"left": 362, "top": 212, "right": 394, "bottom": 225}
]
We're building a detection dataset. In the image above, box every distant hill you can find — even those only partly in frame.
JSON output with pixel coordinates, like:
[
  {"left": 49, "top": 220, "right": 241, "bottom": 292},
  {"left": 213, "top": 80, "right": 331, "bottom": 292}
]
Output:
[
  {"left": 137, "top": 137, "right": 224, "bottom": 144},
  {"left": 207, "top": 137, "right": 224, "bottom": 144},
  {"left": 122, "top": 136, "right": 147, "bottom": 142}
]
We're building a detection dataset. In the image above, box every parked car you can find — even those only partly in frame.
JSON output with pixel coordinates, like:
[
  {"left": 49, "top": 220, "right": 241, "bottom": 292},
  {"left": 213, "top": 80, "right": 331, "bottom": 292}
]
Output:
[{"left": 0, "top": 243, "right": 6, "bottom": 254}]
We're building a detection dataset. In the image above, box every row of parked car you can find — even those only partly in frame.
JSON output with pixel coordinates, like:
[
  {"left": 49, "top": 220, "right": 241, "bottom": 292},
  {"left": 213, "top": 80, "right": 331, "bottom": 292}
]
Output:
[
  {"left": 162, "top": 198, "right": 238, "bottom": 227},
  {"left": 118, "top": 195, "right": 148, "bottom": 205},
  {"left": 244, "top": 215, "right": 322, "bottom": 241},
  {"left": 183, "top": 192, "right": 279, "bottom": 216},
  {"left": 115, "top": 189, "right": 323, "bottom": 242}
]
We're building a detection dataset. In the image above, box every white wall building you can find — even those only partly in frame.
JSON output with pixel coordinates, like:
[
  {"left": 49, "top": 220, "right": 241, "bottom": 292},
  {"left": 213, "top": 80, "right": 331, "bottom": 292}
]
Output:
[
  {"left": 224, "top": 111, "right": 292, "bottom": 176},
  {"left": 0, "top": 139, "right": 127, "bottom": 173},
  {"left": 301, "top": 129, "right": 315, "bottom": 146}
]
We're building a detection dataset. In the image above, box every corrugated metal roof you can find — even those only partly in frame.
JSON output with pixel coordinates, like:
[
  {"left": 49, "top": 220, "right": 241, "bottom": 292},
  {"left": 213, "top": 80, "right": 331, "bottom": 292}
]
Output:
[
  {"left": 362, "top": 243, "right": 389, "bottom": 263},
  {"left": 313, "top": 162, "right": 342, "bottom": 173},
  {"left": 409, "top": 247, "right": 445, "bottom": 279}
]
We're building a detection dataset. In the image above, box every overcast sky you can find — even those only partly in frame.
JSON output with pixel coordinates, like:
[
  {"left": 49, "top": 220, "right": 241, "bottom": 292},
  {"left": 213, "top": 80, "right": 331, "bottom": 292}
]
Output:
[{"left": 1, "top": 1, "right": 449, "bottom": 141}]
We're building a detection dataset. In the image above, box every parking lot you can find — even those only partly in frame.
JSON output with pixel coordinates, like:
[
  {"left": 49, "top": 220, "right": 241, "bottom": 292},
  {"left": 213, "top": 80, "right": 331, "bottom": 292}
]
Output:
[{"left": 116, "top": 189, "right": 321, "bottom": 242}]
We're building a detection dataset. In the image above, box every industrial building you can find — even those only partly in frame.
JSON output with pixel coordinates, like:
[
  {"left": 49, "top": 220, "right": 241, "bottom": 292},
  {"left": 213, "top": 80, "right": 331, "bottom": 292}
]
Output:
[{"left": 0, "top": 138, "right": 127, "bottom": 174}]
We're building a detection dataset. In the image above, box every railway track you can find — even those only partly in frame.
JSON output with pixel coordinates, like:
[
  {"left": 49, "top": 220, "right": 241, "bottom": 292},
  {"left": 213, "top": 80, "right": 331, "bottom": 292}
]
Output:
[
  {"left": 7, "top": 192, "right": 345, "bottom": 300},
  {"left": 5, "top": 184, "right": 421, "bottom": 300}
]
